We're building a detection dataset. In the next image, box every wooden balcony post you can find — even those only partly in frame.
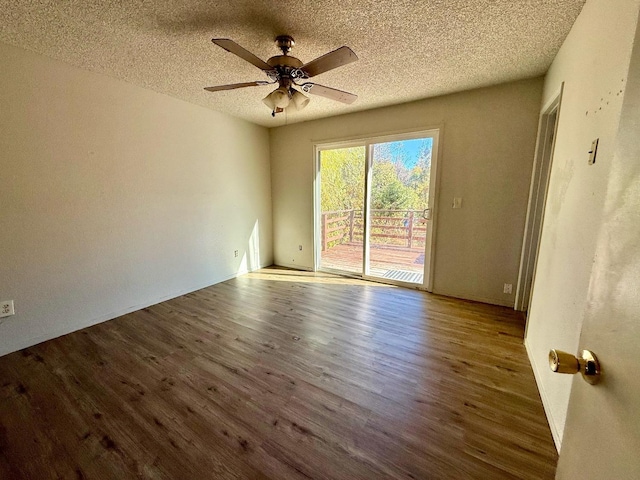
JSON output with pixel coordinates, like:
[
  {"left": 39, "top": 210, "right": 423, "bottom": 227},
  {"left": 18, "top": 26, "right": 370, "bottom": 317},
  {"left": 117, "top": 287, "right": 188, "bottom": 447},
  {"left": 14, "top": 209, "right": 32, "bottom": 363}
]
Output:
[
  {"left": 322, "top": 213, "right": 328, "bottom": 251},
  {"left": 348, "top": 209, "right": 355, "bottom": 243},
  {"left": 407, "top": 211, "right": 414, "bottom": 249}
]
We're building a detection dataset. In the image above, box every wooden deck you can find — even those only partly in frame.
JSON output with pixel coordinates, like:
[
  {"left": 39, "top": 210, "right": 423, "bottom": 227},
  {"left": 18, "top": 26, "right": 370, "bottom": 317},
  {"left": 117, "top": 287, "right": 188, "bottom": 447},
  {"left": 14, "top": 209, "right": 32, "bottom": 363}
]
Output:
[{"left": 320, "top": 243, "right": 425, "bottom": 282}]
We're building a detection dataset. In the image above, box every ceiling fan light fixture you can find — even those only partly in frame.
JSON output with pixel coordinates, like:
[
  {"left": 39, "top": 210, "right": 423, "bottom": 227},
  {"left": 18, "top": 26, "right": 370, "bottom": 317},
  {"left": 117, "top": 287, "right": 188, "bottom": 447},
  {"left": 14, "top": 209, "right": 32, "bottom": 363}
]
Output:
[
  {"left": 290, "top": 89, "right": 310, "bottom": 111},
  {"left": 261, "top": 93, "right": 276, "bottom": 110},
  {"left": 262, "top": 87, "right": 290, "bottom": 110}
]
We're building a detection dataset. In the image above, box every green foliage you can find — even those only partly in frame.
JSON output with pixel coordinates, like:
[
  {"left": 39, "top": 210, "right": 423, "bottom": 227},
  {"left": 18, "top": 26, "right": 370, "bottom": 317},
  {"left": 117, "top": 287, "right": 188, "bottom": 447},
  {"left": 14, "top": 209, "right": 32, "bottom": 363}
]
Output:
[
  {"left": 407, "top": 149, "right": 431, "bottom": 207},
  {"left": 370, "top": 160, "right": 418, "bottom": 210},
  {"left": 320, "top": 140, "right": 432, "bottom": 248},
  {"left": 320, "top": 147, "right": 365, "bottom": 212},
  {"left": 320, "top": 140, "right": 431, "bottom": 213}
]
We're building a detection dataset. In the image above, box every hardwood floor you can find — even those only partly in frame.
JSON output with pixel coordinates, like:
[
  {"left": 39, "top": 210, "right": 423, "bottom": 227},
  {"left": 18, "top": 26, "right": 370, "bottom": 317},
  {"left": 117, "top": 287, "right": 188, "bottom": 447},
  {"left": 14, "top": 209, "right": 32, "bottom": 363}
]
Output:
[{"left": 0, "top": 267, "right": 557, "bottom": 479}]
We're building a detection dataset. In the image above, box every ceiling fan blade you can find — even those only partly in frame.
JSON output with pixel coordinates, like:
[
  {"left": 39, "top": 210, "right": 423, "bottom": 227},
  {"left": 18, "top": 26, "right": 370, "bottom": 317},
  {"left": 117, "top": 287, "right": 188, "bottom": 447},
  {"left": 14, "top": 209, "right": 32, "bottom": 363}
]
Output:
[
  {"left": 204, "top": 81, "right": 272, "bottom": 92},
  {"left": 301, "top": 83, "right": 357, "bottom": 104},
  {"left": 300, "top": 46, "right": 358, "bottom": 78},
  {"left": 212, "top": 39, "right": 274, "bottom": 72}
]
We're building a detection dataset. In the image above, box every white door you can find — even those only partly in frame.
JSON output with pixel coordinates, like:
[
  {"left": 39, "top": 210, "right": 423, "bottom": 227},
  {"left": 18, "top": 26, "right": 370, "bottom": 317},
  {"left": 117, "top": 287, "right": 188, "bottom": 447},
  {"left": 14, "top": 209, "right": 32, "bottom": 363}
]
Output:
[{"left": 555, "top": 29, "right": 640, "bottom": 478}]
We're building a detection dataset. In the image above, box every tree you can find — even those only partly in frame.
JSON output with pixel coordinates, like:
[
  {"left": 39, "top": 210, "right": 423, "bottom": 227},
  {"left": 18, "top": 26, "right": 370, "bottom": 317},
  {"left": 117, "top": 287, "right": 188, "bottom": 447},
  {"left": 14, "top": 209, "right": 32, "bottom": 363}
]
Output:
[
  {"left": 320, "top": 147, "right": 365, "bottom": 212},
  {"left": 407, "top": 142, "right": 432, "bottom": 207},
  {"left": 320, "top": 139, "right": 433, "bottom": 248},
  {"left": 320, "top": 138, "right": 432, "bottom": 219},
  {"left": 371, "top": 160, "right": 418, "bottom": 210}
]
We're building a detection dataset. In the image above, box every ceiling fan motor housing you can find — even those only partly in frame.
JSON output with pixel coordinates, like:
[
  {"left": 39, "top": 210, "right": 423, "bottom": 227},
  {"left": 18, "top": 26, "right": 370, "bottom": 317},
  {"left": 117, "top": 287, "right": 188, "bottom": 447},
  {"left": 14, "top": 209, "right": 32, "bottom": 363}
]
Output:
[
  {"left": 275, "top": 35, "right": 295, "bottom": 54},
  {"left": 266, "top": 55, "right": 306, "bottom": 83},
  {"left": 267, "top": 55, "right": 303, "bottom": 69}
]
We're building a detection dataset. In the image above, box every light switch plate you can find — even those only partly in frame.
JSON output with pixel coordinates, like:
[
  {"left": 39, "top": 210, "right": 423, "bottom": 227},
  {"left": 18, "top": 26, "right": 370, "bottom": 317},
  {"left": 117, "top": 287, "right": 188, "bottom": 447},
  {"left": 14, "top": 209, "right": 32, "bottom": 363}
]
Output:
[
  {"left": 588, "top": 138, "right": 599, "bottom": 165},
  {"left": 452, "top": 197, "right": 463, "bottom": 209}
]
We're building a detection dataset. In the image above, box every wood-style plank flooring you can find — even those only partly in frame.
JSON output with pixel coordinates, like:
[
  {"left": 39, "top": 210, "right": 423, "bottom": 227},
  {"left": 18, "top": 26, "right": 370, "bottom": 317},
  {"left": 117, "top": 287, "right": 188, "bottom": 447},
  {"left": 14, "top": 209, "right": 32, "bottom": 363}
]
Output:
[{"left": 0, "top": 267, "right": 557, "bottom": 479}]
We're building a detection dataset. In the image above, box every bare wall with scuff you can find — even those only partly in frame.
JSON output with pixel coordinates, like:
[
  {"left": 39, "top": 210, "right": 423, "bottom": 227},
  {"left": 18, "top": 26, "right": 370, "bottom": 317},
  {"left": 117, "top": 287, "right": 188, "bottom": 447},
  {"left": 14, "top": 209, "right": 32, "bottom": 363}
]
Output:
[{"left": 525, "top": 0, "right": 640, "bottom": 449}]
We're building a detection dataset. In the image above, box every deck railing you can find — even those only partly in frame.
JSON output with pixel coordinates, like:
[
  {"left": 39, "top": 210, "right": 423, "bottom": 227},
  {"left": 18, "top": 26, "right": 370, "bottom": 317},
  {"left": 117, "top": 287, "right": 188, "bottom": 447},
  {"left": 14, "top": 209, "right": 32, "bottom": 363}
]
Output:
[{"left": 321, "top": 209, "right": 427, "bottom": 251}]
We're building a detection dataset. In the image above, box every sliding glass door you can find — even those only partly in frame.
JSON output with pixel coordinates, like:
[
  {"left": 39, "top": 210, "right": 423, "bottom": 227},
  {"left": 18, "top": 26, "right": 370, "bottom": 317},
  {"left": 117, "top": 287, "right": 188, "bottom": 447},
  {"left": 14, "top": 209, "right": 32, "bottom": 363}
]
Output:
[
  {"left": 317, "top": 145, "right": 366, "bottom": 275},
  {"left": 366, "top": 137, "right": 433, "bottom": 284},
  {"left": 316, "top": 130, "right": 439, "bottom": 290}
]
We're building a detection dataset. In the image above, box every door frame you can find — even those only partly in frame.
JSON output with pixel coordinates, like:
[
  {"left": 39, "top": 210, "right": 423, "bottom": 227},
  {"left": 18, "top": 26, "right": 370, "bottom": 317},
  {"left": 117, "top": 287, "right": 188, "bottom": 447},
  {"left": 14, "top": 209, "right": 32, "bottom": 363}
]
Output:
[
  {"left": 313, "top": 128, "right": 441, "bottom": 291},
  {"left": 516, "top": 84, "right": 564, "bottom": 313}
]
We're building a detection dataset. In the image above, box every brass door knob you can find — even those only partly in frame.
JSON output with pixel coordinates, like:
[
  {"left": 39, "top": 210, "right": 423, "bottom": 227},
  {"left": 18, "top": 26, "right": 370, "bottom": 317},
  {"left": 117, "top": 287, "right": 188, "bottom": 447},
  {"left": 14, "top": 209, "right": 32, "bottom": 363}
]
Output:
[{"left": 549, "top": 349, "right": 601, "bottom": 385}]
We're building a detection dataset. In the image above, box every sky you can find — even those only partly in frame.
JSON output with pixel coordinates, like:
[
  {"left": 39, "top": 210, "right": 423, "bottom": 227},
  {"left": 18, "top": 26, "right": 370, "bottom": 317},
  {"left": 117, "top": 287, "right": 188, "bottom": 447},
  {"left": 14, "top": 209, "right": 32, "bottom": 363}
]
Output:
[{"left": 373, "top": 138, "right": 433, "bottom": 169}]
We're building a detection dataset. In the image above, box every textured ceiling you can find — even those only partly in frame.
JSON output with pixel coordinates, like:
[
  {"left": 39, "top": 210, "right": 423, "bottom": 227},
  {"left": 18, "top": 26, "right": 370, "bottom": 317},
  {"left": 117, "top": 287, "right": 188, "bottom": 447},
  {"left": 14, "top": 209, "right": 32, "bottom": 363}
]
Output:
[{"left": 0, "top": 0, "right": 585, "bottom": 127}]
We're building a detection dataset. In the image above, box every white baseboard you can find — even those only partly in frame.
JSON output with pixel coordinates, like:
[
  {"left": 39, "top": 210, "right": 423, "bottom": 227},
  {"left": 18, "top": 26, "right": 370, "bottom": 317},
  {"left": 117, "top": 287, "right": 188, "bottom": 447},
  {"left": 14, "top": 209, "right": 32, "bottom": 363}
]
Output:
[
  {"left": 269, "top": 266, "right": 515, "bottom": 308},
  {"left": 272, "top": 262, "right": 314, "bottom": 272},
  {"left": 0, "top": 264, "right": 269, "bottom": 358},
  {"left": 431, "top": 289, "right": 515, "bottom": 308},
  {"left": 525, "top": 337, "right": 562, "bottom": 452}
]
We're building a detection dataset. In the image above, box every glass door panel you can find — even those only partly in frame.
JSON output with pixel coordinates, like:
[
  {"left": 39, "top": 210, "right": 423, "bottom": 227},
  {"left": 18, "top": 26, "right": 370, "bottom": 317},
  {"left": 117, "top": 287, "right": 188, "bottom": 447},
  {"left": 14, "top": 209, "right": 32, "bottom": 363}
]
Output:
[
  {"left": 366, "top": 138, "right": 433, "bottom": 285},
  {"left": 318, "top": 146, "right": 366, "bottom": 275}
]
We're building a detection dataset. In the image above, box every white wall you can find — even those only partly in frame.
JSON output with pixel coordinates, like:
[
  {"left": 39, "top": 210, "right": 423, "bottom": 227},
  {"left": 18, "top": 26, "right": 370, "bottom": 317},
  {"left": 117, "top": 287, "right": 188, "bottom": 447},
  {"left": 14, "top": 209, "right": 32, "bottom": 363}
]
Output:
[
  {"left": 0, "top": 42, "right": 273, "bottom": 357},
  {"left": 270, "top": 78, "right": 542, "bottom": 306},
  {"left": 557, "top": 13, "right": 640, "bottom": 477},
  {"left": 525, "top": 0, "right": 640, "bottom": 449}
]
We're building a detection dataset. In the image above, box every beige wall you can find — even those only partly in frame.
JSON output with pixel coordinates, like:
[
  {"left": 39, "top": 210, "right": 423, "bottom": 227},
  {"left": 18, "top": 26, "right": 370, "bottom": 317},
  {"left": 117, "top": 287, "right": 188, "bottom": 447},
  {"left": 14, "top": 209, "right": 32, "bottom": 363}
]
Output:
[
  {"left": 525, "top": 0, "right": 640, "bottom": 449},
  {"left": 0, "top": 42, "right": 273, "bottom": 357},
  {"left": 270, "top": 78, "right": 542, "bottom": 306}
]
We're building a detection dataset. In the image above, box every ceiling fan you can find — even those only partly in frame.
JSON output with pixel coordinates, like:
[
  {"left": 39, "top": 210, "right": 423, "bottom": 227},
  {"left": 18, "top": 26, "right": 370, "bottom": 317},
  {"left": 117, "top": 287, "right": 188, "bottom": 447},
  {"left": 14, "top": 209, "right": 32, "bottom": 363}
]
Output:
[{"left": 204, "top": 35, "right": 358, "bottom": 116}]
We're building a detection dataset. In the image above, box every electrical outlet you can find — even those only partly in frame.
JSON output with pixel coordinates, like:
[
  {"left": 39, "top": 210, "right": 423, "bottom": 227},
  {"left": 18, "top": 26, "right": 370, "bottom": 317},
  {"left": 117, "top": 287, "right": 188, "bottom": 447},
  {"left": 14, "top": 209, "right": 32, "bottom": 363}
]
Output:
[
  {"left": 503, "top": 284, "right": 513, "bottom": 294},
  {"left": 0, "top": 300, "right": 15, "bottom": 318},
  {"left": 234, "top": 250, "right": 239, "bottom": 258}
]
